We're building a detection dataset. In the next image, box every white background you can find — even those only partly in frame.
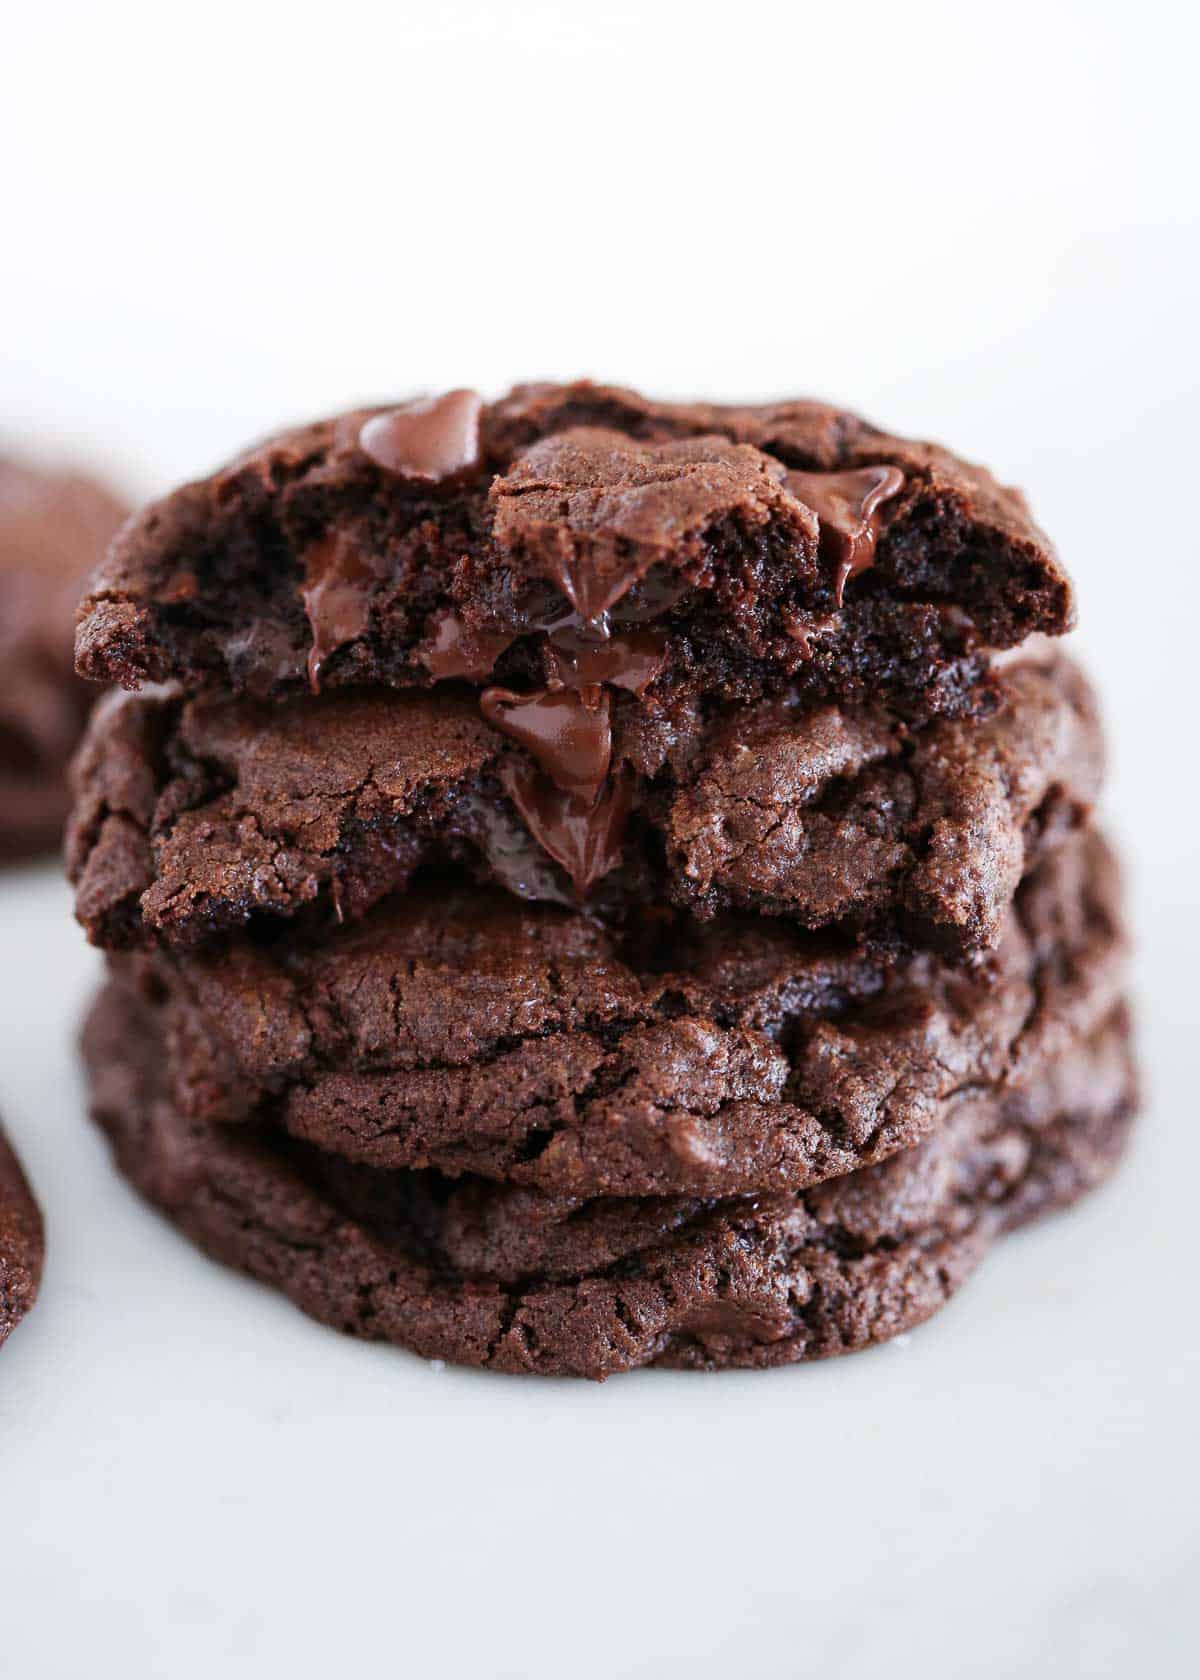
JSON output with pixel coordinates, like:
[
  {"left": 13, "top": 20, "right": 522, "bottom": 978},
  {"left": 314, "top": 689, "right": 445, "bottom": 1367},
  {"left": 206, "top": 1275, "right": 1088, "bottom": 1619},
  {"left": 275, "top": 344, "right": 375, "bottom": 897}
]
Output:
[{"left": 1, "top": 2, "right": 1197, "bottom": 1675}]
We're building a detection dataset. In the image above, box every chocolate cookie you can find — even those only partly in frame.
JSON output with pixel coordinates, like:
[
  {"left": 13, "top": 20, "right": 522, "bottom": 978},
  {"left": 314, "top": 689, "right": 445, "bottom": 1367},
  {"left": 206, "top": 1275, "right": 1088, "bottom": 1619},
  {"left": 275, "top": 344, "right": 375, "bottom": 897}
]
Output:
[
  {"left": 0, "top": 457, "right": 128, "bottom": 858},
  {"left": 67, "top": 650, "right": 1102, "bottom": 952},
  {"left": 114, "top": 831, "right": 1126, "bottom": 1200},
  {"left": 76, "top": 382, "right": 1072, "bottom": 726},
  {"left": 0, "top": 1123, "right": 43, "bottom": 1346},
  {"left": 82, "top": 978, "right": 1136, "bottom": 1377}
]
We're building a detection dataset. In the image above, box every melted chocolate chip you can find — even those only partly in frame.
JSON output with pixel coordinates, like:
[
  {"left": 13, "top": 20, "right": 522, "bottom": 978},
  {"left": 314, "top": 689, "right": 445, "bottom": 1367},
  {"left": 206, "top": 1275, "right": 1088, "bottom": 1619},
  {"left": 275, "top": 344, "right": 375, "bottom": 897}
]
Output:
[
  {"left": 419, "top": 593, "right": 666, "bottom": 894},
  {"left": 457, "top": 563, "right": 674, "bottom": 895},
  {"left": 785, "top": 466, "right": 904, "bottom": 606},
  {"left": 515, "top": 564, "right": 687, "bottom": 648},
  {"left": 547, "top": 551, "right": 641, "bottom": 624},
  {"left": 418, "top": 590, "right": 670, "bottom": 697},
  {"left": 358, "top": 390, "right": 482, "bottom": 482},
  {"left": 478, "top": 678, "right": 635, "bottom": 895},
  {"left": 545, "top": 627, "right": 667, "bottom": 698},
  {"left": 781, "top": 609, "right": 841, "bottom": 662},
  {"left": 480, "top": 686, "right": 612, "bottom": 802},
  {"left": 524, "top": 594, "right": 610, "bottom": 639},
  {"left": 301, "top": 532, "right": 385, "bottom": 692},
  {"left": 472, "top": 799, "right": 577, "bottom": 907},
  {"left": 501, "top": 762, "right": 632, "bottom": 898},
  {"left": 418, "top": 609, "right": 516, "bottom": 682},
  {"left": 607, "top": 567, "right": 691, "bottom": 625}
]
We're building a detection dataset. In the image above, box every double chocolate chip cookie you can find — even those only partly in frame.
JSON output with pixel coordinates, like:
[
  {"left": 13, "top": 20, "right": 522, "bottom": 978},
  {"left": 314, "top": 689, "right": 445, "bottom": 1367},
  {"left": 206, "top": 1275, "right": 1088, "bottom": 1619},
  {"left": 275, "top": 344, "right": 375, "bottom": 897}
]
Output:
[
  {"left": 68, "top": 646, "right": 1102, "bottom": 953},
  {"left": 77, "top": 383, "right": 1073, "bottom": 717},
  {"left": 70, "top": 383, "right": 1136, "bottom": 1376}
]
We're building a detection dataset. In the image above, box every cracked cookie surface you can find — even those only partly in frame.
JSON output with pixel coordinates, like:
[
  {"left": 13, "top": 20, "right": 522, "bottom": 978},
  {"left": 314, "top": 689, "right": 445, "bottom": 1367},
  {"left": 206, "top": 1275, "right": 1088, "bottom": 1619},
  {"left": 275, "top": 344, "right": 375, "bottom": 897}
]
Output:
[
  {"left": 76, "top": 381, "right": 1072, "bottom": 720},
  {"left": 82, "top": 979, "right": 1136, "bottom": 1378},
  {"left": 111, "top": 831, "right": 1127, "bottom": 1199}
]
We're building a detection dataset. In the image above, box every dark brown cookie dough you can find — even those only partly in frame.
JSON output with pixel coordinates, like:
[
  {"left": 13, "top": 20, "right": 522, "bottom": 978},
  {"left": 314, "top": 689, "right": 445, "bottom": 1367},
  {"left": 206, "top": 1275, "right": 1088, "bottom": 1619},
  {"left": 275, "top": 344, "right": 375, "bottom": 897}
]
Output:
[
  {"left": 75, "top": 382, "right": 1072, "bottom": 724},
  {"left": 665, "top": 646, "right": 1102, "bottom": 946},
  {"left": 0, "top": 457, "right": 128, "bottom": 859},
  {"left": 67, "top": 651, "right": 1102, "bottom": 954},
  {"left": 0, "top": 1123, "right": 43, "bottom": 1346},
  {"left": 113, "top": 831, "right": 1126, "bottom": 1200},
  {"left": 82, "top": 978, "right": 1137, "bottom": 1378}
]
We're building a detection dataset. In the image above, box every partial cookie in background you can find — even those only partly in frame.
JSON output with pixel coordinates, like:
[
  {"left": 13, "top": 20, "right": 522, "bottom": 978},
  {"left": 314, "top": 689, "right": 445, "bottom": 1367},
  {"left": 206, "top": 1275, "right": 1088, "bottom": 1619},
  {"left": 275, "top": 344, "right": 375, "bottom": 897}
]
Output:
[
  {"left": 0, "top": 1123, "right": 43, "bottom": 1346},
  {"left": 82, "top": 976, "right": 1136, "bottom": 1378},
  {"left": 0, "top": 456, "right": 128, "bottom": 860}
]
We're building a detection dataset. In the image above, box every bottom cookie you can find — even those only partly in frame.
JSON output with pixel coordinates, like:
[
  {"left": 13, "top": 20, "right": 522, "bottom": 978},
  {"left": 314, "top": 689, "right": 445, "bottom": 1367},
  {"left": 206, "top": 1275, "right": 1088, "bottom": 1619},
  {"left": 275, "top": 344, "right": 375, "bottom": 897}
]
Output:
[
  {"left": 83, "top": 982, "right": 1137, "bottom": 1379},
  {"left": 0, "top": 1122, "right": 43, "bottom": 1345}
]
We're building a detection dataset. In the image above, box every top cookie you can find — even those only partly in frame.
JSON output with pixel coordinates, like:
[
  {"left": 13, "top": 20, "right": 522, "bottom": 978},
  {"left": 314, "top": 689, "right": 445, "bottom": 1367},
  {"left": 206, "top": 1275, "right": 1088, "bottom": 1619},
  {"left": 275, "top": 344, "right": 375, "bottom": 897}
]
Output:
[{"left": 75, "top": 382, "right": 1073, "bottom": 719}]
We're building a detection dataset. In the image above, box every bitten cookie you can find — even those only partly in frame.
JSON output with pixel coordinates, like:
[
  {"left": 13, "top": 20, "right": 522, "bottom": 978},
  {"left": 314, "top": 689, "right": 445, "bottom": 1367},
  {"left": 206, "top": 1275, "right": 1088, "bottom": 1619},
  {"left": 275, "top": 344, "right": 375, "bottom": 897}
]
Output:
[
  {"left": 74, "top": 384, "right": 1075, "bottom": 905},
  {"left": 0, "top": 1123, "right": 43, "bottom": 1346},
  {"left": 0, "top": 456, "right": 128, "bottom": 858},
  {"left": 83, "top": 979, "right": 1136, "bottom": 1378},
  {"left": 67, "top": 650, "right": 1102, "bottom": 952},
  {"left": 76, "top": 382, "right": 1072, "bottom": 720}
]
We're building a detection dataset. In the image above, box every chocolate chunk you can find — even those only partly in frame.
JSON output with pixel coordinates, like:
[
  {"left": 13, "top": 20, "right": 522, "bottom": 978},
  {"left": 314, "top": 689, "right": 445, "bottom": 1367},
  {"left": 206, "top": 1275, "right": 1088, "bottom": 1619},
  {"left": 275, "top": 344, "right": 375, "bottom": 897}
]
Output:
[
  {"left": 544, "top": 627, "right": 667, "bottom": 697},
  {"left": 417, "top": 610, "right": 515, "bottom": 681},
  {"left": 478, "top": 679, "right": 638, "bottom": 891},
  {"left": 301, "top": 531, "right": 387, "bottom": 692},
  {"left": 501, "top": 761, "right": 633, "bottom": 899},
  {"left": 359, "top": 390, "right": 482, "bottom": 481},
  {"left": 480, "top": 686, "right": 612, "bottom": 802}
]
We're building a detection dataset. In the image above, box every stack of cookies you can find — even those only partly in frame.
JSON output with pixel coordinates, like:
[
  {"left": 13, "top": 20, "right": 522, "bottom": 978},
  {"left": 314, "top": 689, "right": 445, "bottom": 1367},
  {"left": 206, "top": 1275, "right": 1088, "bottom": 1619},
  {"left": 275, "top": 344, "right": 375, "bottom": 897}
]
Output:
[{"left": 68, "top": 382, "right": 1136, "bottom": 1378}]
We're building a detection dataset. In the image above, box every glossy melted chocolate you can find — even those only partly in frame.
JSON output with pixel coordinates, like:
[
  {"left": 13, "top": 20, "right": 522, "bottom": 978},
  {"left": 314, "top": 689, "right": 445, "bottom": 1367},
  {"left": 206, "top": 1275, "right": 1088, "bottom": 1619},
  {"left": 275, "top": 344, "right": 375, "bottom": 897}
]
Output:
[
  {"left": 301, "top": 532, "right": 385, "bottom": 693},
  {"left": 358, "top": 389, "right": 482, "bottom": 482},
  {"left": 544, "top": 627, "right": 667, "bottom": 698},
  {"left": 300, "top": 421, "right": 907, "bottom": 898},
  {"left": 785, "top": 465, "right": 904, "bottom": 606},
  {"left": 501, "top": 761, "right": 633, "bottom": 900},
  {"left": 480, "top": 686, "right": 612, "bottom": 804},
  {"left": 418, "top": 611, "right": 517, "bottom": 682},
  {"left": 429, "top": 607, "right": 669, "bottom": 895}
]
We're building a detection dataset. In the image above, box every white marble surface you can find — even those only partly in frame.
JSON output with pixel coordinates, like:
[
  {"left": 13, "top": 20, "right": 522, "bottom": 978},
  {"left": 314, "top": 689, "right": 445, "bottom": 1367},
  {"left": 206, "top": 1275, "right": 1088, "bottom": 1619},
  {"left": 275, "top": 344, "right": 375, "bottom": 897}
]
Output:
[
  {"left": 0, "top": 859, "right": 1193, "bottom": 1678},
  {"left": 1, "top": 2, "right": 1197, "bottom": 1675}
]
